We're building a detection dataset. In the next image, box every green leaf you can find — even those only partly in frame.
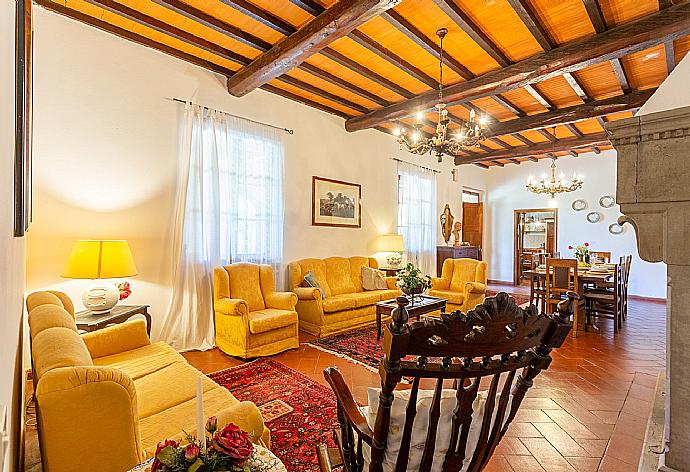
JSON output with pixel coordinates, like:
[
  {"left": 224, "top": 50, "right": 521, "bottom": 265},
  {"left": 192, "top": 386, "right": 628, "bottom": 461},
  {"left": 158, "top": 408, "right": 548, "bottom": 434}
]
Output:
[
  {"left": 156, "top": 446, "right": 176, "bottom": 466},
  {"left": 187, "top": 458, "right": 204, "bottom": 472}
]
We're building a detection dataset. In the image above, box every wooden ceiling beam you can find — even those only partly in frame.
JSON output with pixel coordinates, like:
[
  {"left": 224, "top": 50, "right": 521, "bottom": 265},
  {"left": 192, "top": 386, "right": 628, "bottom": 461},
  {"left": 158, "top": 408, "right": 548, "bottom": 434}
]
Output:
[
  {"left": 592, "top": 146, "right": 602, "bottom": 154},
  {"left": 512, "top": 133, "right": 534, "bottom": 146},
  {"left": 288, "top": 0, "right": 323, "bottom": 16},
  {"left": 581, "top": 0, "right": 608, "bottom": 33},
  {"left": 484, "top": 89, "right": 653, "bottom": 138},
  {"left": 492, "top": 161, "right": 505, "bottom": 167},
  {"left": 432, "top": 0, "right": 511, "bottom": 67},
  {"left": 508, "top": 158, "right": 522, "bottom": 164},
  {"left": 524, "top": 83, "right": 555, "bottom": 110},
  {"left": 610, "top": 58, "right": 631, "bottom": 92},
  {"left": 526, "top": 156, "right": 539, "bottom": 162},
  {"left": 659, "top": 0, "right": 674, "bottom": 9},
  {"left": 492, "top": 94, "right": 526, "bottom": 117},
  {"left": 381, "top": 10, "right": 474, "bottom": 79},
  {"left": 474, "top": 163, "right": 490, "bottom": 169},
  {"left": 536, "top": 128, "right": 556, "bottom": 141},
  {"left": 563, "top": 72, "right": 591, "bottom": 102},
  {"left": 226, "top": 0, "right": 401, "bottom": 96},
  {"left": 454, "top": 133, "right": 610, "bottom": 165},
  {"left": 489, "top": 137, "right": 513, "bottom": 149},
  {"left": 219, "top": 0, "right": 294, "bottom": 36},
  {"left": 344, "top": 4, "right": 690, "bottom": 132},
  {"left": 665, "top": 39, "right": 676, "bottom": 74},
  {"left": 506, "top": 0, "right": 556, "bottom": 51},
  {"left": 564, "top": 122, "right": 585, "bottom": 138}
]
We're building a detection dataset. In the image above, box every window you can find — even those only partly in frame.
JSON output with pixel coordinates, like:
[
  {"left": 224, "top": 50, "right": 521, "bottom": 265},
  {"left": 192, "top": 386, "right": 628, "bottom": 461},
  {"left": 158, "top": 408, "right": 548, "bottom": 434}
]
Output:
[
  {"left": 462, "top": 189, "right": 481, "bottom": 203},
  {"left": 397, "top": 161, "right": 437, "bottom": 276}
]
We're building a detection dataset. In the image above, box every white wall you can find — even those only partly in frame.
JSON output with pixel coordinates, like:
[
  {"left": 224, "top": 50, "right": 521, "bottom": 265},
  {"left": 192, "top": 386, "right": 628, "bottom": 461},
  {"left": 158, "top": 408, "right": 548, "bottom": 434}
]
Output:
[
  {"left": 0, "top": 2, "right": 27, "bottom": 471},
  {"left": 484, "top": 150, "right": 667, "bottom": 298},
  {"left": 27, "top": 8, "right": 486, "bottom": 337}
]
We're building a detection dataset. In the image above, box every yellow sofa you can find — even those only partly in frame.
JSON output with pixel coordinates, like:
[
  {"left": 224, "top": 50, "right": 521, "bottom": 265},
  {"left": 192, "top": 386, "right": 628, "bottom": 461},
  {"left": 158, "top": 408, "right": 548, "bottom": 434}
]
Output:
[
  {"left": 428, "top": 258, "right": 488, "bottom": 313},
  {"left": 287, "top": 256, "right": 400, "bottom": 337},
  {"left": 27, "top": 290, "right": 270, "bottom": 472},
  {"left": 213, "top": 263, "right": 299, "bottom": 359}
]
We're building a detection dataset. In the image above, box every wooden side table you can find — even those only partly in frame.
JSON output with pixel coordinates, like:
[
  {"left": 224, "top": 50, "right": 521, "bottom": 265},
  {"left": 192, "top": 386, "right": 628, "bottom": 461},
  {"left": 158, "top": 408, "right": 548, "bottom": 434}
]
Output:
[
  {"left": 375, "top": 295, "right": 446, "bottom": 341},
  {"left": 75, "top": 305, "right": 151, "bottom": 336},
  {"left": 379, "top": 267, "right": 401, "bottom": 277}
]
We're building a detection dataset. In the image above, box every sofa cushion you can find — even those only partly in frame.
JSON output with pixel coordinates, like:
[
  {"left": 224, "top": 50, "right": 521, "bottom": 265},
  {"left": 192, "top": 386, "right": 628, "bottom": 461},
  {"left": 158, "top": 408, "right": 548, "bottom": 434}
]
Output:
[
  {"left": 449, "top": 260, "right": 480, "bottom": 292},
  {"left": 362, "top": 266, "right": 388, "bottom": 291},
  {"left": 349, "top": 256, "right": 372, "bottom": 292},
  {"left": 303, "top": 271, "right": 326, "bottom": 298},
  {"left": 29, "top": 305, "right": 78, "bottom": 339},
  {"left": 293, "top": 259, "right": 332, "bottom": 298},
  {"left": 428, "top": 289, "right": 465, "bottom": 306},
  {"left": 324, "top": 257, "right": 357, "bottom": 295},
  {"left": 134, "top": 362, "right": 219, "bottom": 419},
  {"left": 227, "top": 263, "right": 265, "bottom": 312},
  {"left": 346, "top": 292, "right": 382, "bottom": 308},
  {"left": 249, "top": 309, "right": 298, "bottom": 334},
  {"left": 32, "top": 327, "right": 93, "bottom": 380},
  {"left": 92, "top": 341, "right": 185, "bottom": 380},
  {"left": 369, "top": 289, "right": 402, "bottom": 301},
  {"left": 322, "top": 294, "right": 356, "bottom": 313}
]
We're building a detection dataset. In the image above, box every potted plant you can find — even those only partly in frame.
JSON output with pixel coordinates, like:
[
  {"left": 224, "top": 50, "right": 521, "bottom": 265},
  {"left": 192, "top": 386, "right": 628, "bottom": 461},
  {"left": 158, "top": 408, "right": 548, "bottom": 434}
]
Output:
[{"left": 395, "top": 263, "right": 431, "bottom": 305}]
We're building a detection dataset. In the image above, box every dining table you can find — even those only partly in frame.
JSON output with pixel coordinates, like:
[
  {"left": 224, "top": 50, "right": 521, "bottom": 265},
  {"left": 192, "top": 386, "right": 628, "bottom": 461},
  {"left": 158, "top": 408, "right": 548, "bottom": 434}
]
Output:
[{"left": 524, "top": 263, "right": 617, "bottom": 337}]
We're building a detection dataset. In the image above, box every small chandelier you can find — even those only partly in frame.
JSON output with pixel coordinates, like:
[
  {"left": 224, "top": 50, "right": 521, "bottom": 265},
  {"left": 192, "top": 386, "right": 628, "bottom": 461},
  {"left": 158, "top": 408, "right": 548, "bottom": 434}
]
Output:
[
  {"left": 526, "top": 128, "right": 584, "bottom": 198},
  {"left": 394, "top": 28, "right": 486, "bottom": 162}
]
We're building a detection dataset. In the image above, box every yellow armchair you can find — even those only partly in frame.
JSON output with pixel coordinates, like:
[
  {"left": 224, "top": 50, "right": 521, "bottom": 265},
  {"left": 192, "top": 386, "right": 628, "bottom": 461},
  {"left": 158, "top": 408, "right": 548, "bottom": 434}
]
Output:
[
  {"left": 214, "top": 263, "right": 299, "bottom": 358},
  {"left": 429, "top": 258, "right": 488, "bottom": 313}
]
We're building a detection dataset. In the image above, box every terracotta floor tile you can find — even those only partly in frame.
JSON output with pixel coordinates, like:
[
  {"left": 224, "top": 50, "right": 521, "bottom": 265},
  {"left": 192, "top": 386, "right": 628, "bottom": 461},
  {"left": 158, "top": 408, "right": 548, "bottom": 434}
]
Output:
[
  {"left": 565, "top": 457, "right": 602, "bottom": 472},
  {"left": 543, "top": 410, "right": 599, "bottom": 439},
  {"left": 495, "top": 437, "right": 531, "bottom": 456},
  {"left": 505, "top": 422, "right": 544, "bottom": 438},
  {"left": 612, "top": 413, "right": 648, "bottom": 441},
  {"left": 605, "top": 433, "right": 644, "bottom": 465},
  {"left": 591, "top": 411, "right": 620, "bottom": 425},
  {"left": 505, "top": 454, "right": 547, "bottom": 472},
  {"left": 520, "top": 438, "right": 577, "bottom": 471},
  {"left": 484, "top": 455, "right": 515, "bottom": 472},
  {"left": 597, "top": 455, "right": 637, "bottom": 471},
  {"left": 575, "top": 439, "right": 609, "bottom": 458},
  {"left": 513, "top": 409, "right": 554, "bottom": 423},
  {"left": 533, "top": 423, "right": 590, "bottom": 457}
]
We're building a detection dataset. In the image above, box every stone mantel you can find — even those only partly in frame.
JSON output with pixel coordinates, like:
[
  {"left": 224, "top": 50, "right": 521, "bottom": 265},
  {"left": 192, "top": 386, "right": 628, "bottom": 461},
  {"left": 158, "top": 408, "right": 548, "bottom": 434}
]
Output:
[{"left": 607, "top": 105, "right": 690, "bottom": 472}]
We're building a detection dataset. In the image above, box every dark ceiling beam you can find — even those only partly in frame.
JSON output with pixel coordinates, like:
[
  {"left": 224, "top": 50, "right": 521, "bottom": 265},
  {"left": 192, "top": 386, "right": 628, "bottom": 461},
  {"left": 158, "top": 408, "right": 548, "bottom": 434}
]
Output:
[
  {"left": 489, "top": 136, "right": 513, "bottom": 149},
  {"left": 508, "top": 158, "right": 522, "bottom": 164},
  {"left": 34, "top": 0, "right": 354, "bottom": 121},
  {"left": 474, "top": 163, "right": 490, "bottom": 169},
  {"left": 381, "top": 10, "right": 474, "bottom": 79},
  {"left": 431, "top": 0, "right": 511, "bottom": 67},
  {"left": 454, "top": 133, "right": 610, "bottom": 164},
  {"left": 512, "top": 133, "right": 534, "bottom": 146},
  {"left": 219, "top": 0, "right": 294, "bottom": 36},
  {"left": 591, "top": 146, "right": 602, "bottom": 154},
  {"left": 610, "top": 58, "right": 631, "bottom": 92},
  {"left": 568, "top": 150, "right": 579, "bottom": 157},
  {"left": 524, "top": 83, "right": 555, "bottom": 110},
  {"left": 345, "top": 4, "right": 690, "bottom": 132},
  {"left": 492, "top": 94, "right": 526, "bottom": 117},
  {"left": 564, "top": 122, "right": 585, "bottom": 138},
  {"left": 506, "top": 0, "right": 556, "bottom": 51},
  {"left": 492, "top": 161, "right": 506, "bottom": 167},
  {"left": 484, "top": 89, "right": 653, "bottom": 137},
  {"left": 536, "top": 128, "right": 556, "bottom": 141},
  {"left": 659, "top": 0, "right": 674, "bottom": 9},
  {"left": 665, "top": 39, "right": 676, "bottom": 74},
  {"left": 526, "top": 156, "right": 539, "bottom": 162},
  {"left": 563, "top": 72, "right": 591, "bottom": 102},
  {"left": 288, "top": 0, "right": 323, "bottom": 16},
  {"left": 226, "top": 0, "right": 401, "bottom": 96},
  {"left": 596, "top": 116, "right": 608, "bottom": 128},
  {"left": 581, "top": 0, "right": 608, "bottom": 33}
]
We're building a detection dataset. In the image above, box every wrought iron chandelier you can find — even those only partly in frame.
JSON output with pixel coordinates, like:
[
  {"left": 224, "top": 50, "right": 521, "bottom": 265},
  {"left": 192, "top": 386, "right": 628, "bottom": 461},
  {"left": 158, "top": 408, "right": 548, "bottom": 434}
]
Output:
[
  {"left": 526, "top": 128, "right": 584, "bottom": 198},
  {"left": 393, "top": 28, "right": 486, "bottom": 162}
]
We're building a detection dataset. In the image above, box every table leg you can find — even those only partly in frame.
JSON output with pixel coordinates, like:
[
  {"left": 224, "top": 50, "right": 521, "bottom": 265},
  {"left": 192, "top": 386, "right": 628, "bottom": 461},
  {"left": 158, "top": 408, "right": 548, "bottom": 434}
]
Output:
[
  {"left": 143, "top": 311, "right": 152, "bottom": 337},
  {"left": 376, "top": 310, "right": 382, "bottom": 341}
]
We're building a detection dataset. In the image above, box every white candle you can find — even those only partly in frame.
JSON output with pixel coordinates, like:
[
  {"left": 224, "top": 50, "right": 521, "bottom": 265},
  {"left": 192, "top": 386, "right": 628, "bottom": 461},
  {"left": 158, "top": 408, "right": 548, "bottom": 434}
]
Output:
[{"left": 196, "top": 373, "right": 205, "bottom": 450}]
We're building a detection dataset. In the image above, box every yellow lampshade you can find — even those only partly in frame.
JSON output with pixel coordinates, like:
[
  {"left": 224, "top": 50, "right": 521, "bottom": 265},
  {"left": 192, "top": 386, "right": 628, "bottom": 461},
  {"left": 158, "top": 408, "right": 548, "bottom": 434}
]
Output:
[
  {"left": 63, "top": 240, "right": 138, "bottom": 279},
  {"left": 377, "top": 234, "right": 405, "bottom": 252}
]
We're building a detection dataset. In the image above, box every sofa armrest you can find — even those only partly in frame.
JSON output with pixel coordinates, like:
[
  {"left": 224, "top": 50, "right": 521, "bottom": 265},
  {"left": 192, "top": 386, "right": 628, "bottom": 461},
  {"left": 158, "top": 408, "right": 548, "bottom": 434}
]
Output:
[
  {"left": 82, "top": 319, "right": 151, "bottom": 359},
  {"left": 216, "top": 401, "right": 267, "bottom": 446},
  {"left": 215, "top": 298, "right": 249, "bottom": 316},
  {"left": 385, "top": 277, "right": 399, "bottom": 290},
  {"left": 265, "top": 291, "right": 298, "bottom": 310},
  {"left": 36, "top": 366, "right": 143, "bottom": 470},
  {"left": 465, "top": 282, "right": 486, "bottom": 295},
  {"left": 431, "top": 277, "right": 447, "bottom": 290},
  {"left": 293, "top": 287, "right": 322, "bottom": 301}
]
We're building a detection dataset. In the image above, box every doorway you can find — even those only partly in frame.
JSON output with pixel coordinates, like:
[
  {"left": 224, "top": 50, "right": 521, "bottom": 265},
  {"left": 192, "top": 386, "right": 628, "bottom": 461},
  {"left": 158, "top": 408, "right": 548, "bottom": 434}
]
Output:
[
  {"left": 514, "top": 208, "right": 558, "bottom": 285},
  {"left": 462, "top": 189, "right": 483, "bottom": 249}
]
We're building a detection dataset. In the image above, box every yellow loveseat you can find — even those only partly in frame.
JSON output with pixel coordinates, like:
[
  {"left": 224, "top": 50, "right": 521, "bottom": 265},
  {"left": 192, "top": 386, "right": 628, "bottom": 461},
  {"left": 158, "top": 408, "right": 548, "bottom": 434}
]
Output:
[
  {"left": 428, "top": 258, "right": 488, "bottom": 313},
  {"left": 214, "top": 263, "right": 299, "bottom": 359},
  {"left": 288, "top": 256, "right": 400, "bottom": 337},
  {"left": 27, "top": 290, "right": 270, "bottom": 472}
]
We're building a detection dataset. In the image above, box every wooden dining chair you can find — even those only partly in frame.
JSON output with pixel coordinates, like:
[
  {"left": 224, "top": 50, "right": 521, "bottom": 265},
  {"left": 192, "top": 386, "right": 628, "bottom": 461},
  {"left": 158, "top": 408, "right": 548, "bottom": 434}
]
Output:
[
  {"left": 545, "top": 258, "right": 578, "bottom": 315},
  {"left": 585, "top": 263, "right": 623, "bottom": 332},
  {"left": 529, "top": 273, "right": 546, "bottom": 313},
  {"left": 590, "top": 251, "right": 612, "bottom": 264},
  {"left": 622, "top": 255, "right": 632, "bottom": 321},
  {"left": 316, "top": 292, "right": 576, "bottom": 472}
]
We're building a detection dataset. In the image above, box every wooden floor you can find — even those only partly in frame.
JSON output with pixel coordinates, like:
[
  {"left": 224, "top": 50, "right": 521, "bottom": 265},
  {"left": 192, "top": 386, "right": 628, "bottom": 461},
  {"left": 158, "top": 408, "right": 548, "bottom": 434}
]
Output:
[
  {"left": 24, "top": 283, "right": 665, "bottom": 472},
  {"left": 184, "top": 283, "right": 666, "bottom": 472}
]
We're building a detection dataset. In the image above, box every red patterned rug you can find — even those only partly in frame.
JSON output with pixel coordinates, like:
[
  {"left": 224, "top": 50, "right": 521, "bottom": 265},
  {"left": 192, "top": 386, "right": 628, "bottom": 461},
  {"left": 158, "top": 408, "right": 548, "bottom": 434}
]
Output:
[{"left": 208, "top": 359, "right": 338, "bottom": 472}]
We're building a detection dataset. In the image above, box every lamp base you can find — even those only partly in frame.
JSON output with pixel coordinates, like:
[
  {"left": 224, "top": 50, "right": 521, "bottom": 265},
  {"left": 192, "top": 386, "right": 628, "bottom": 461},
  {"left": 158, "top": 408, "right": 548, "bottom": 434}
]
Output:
[
  {"left": 83, "top": 283, "right": 119, "bottom": 314},
  {"left": 386, "top": 253, "right": 403, "bottom": 269}
]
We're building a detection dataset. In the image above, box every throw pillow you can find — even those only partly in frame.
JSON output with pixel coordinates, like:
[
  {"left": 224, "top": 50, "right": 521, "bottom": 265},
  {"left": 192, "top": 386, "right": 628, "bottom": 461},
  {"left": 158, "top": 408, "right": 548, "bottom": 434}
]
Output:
[
  {"left": 361, "top": 266, "right": 388, "bottom": 291},
  {"left": 360, "top": 387, "right": 489, "bottom": 472},
  {"left": 303, "top": 271, "right": 325, "bottom": 299}
]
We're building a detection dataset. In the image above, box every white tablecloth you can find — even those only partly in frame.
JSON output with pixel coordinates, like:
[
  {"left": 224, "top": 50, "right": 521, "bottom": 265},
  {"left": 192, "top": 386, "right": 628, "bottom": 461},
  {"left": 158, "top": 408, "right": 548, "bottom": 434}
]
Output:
[{"left": 129, "top": 445, "right": 286, "bottom": 472}]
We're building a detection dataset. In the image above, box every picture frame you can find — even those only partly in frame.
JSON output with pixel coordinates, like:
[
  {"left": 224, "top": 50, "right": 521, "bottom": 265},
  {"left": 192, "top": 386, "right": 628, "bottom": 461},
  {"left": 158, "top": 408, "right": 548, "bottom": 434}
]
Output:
[
  {"left": 312, "top": 176, "right": 361, "bottom": 228},
  {"left": 14, "top": 0, "right": 33, "bottom": 237}
]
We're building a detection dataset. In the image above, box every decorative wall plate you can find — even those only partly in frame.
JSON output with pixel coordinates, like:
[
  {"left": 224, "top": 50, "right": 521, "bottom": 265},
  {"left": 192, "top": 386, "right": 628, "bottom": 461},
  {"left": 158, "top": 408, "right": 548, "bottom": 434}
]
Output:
[
  {"left": 571, "top": 199, "right": 587, "bottom": 211},
  {"left": 599, "top": 195, "right": 615, "bottom": 208},
  {"left": 586, "top": 212, "right": 602, "bottom": 223},
  {"left": 609, "top": 223, "right": 624, "bottom": 235}
]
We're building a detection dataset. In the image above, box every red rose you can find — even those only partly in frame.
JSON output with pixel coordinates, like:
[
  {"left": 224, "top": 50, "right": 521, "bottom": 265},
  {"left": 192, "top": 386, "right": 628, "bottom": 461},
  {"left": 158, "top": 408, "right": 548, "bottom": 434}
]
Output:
[
  {"left": 184, "top": 443, "right": 200, "bottom": 463},
  {"left": 584, "top": 242, "right": 589, "bottom": 246},
  {"left": 568, "top": 245, "right": 573, "bottom": 250},
  {"left": 151, "top": 439, "right": 178, "bottom": 472},
  {"left": 212, "top": 423, "right": 254, "bottom": 464}
]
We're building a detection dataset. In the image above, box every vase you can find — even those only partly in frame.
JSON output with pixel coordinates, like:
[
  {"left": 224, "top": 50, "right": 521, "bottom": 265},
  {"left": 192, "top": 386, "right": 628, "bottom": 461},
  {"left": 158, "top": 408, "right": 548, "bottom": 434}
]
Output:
[
  {"left": 401, "top": 285, "right": 424, "bottom": 305},
  {"left": 585, "top": 254, "right": 590, "bottom": 264}
]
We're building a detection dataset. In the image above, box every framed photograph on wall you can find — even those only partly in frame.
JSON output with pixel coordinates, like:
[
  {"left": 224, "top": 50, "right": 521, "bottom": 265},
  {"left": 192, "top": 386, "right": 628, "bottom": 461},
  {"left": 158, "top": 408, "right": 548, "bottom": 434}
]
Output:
[
  {"left": 14, "top": 0, "right": 33, "bottom": 237},
  {"left": 312, "top": 176, "right": 361, "bottom": 228}
]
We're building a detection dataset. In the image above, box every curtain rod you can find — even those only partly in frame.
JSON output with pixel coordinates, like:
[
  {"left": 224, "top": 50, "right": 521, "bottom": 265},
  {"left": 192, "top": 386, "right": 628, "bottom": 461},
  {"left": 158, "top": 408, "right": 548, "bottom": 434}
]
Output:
[
  {"left": 167, "top": 98, "right": 294, "bottom": 135},
  {"left": 391, "top": 157, "right": 442, "bottom": 173}
]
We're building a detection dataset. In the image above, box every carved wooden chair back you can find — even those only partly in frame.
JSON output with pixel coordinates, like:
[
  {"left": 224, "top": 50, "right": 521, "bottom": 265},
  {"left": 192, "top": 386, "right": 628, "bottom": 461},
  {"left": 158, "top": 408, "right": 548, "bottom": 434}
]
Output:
[
  {"left": 321, "top": 293, "right": 575, "bottom": 472},
  {"left": 590, "top": 251, "right": 612, "bottom": 264},
  {"left": 545, "top": 258, "right": 578, "bottom": 314}
]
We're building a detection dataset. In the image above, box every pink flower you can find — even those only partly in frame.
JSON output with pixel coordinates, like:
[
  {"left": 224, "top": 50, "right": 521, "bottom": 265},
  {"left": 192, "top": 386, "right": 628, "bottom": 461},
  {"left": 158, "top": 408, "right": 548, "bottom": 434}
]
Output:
[
  {"left": 568, "top": 245, "right": 573, "bottom": 250},
  {"left": 584, "top": 242, "right": 590, "bottom": 247},
  {"left": 117, "top": 281, "right": 132, "bottom": 300},
  {"left": 212, "top": 423, "right": 254, "bottom": 464},
  {"left": 151, "top": 439, "right": 178, "bottom": 472},
  {"left": 184, "top": 443, "right": 200, "bottom": 463},
  {"left": 206, "top": 416, "right": 218, "bottom": 434}
]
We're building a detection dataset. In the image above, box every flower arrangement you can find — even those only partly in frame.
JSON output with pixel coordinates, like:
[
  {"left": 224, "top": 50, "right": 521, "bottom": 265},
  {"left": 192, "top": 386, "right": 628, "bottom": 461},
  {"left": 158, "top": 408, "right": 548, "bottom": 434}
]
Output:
[
  {"left": 117, "top": 281, "right": 132, "bottom": 301},
  {"left": 151, "top": 417, "right": 273, "bottom": 472},
  {"left": 568, "top": 242, "right": 590, "bottom": 263},
  {"left": 396, "top": 262, "right": 431, "bottom": 301}
]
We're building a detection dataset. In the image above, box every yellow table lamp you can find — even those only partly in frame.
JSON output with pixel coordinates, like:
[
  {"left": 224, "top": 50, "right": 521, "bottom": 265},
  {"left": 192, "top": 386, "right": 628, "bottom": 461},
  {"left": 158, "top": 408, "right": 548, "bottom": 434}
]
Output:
[
  {"left": 63, "top": 240, "right": 138, "bottom": 313},
  {"left": 378, "top": 234, "right": 405, "bottom": 269}
]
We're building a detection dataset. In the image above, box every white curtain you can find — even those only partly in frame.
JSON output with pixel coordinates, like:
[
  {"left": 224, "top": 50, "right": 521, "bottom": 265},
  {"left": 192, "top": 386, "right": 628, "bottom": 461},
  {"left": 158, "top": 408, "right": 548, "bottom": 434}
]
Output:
[
  {"left": 397, "top": 161, "right": 438, "bottom": 277},
  {"left": 158, "top": 103, "right": 285, "bottom": 351}
]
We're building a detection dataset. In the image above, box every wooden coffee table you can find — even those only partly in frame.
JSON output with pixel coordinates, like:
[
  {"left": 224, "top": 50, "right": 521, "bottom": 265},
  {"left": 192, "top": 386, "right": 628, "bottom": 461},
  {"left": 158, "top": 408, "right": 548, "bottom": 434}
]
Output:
[{"left": 375, "top": 295, "right": 446, "bottom": 341}]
